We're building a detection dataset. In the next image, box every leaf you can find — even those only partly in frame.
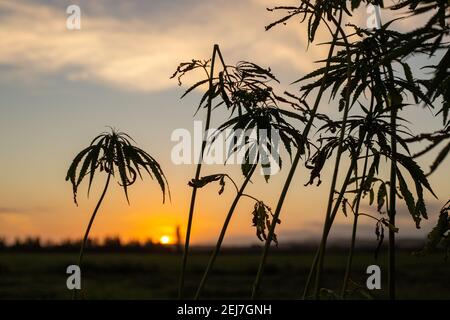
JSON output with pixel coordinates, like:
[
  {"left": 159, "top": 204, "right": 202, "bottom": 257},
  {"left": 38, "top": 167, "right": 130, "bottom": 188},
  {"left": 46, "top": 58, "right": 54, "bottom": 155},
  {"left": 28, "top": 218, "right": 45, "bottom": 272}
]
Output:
[
  {"left": 66, "top": 130, "right": 169, "bottom": 206},
  {"left": 397, "top": 169, "right": 420, "bottom": 228},
  {"left": 180, "top": 78, "right": 210, "bottom": 99},
  {"left": 138, "top": 148, "right": 170, "bottom": 203},
  {"left": 418, "top": 200, "right": 450, "bottom": 257},
  {"left": 114, "top": 138, "right": 130, "bottom": 204},
  {"left": 241, "top": 151, "right": 254, "bottom": 178},
  {"left": 377, "top": 182, "right": 387, "bottom": 212},
  {"left": 241, "top": 142, "right": 258, "bottom": 178},
  {"left": 251, "top": 201, "right": 279, "bottom": 246},
  {"left": 380, "top": 218, "right": 399, "bottom": 233},
  {"left": 400, "top": 62, "right": 418, "bottom": 103},
  {"left": 65, "top": 145, "right": 95, "bottom": 205},
  {"left": 374, "top": 222, "right": 384, "bottom": 260},
  {"left": 351, "top": 0, "right": 362, "bottom": 10},
  {"left": 428, "top": 141, "right": 450, "bottom": 175},
  {"left": 342, "top": 198, "right": 348, "bottom": 217},
  {"left": 218, "top": 176, "right": 226, "bottom": 195},
  {"left": 396, "top": 153, "right": 437, "bottom": 198},
  {"left": 414, "top": 182, "right": 427, "bottom": 222},
  {"left": 87, "top": 144, "right": 103, "bottom": 196},
  {"left": 76, "top": 152, "right": 92, "bottom": 189},
  {"left": 188, "top": 174, "right": 227, "bottom": 195}
]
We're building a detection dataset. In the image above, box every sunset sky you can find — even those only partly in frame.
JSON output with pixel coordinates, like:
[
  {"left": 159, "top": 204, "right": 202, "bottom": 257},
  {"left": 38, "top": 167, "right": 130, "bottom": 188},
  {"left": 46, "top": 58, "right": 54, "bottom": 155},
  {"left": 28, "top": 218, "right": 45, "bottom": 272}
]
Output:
[{"left": 0, "top": 0, "right": 448, "bottom": 246}]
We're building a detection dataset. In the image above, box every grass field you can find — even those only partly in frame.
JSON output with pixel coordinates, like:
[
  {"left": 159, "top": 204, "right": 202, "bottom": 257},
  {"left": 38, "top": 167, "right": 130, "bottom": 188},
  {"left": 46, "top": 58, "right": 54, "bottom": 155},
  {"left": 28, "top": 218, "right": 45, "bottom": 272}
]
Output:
[{"left": 0, "top": 251, "right": 448, "bottom": 299}]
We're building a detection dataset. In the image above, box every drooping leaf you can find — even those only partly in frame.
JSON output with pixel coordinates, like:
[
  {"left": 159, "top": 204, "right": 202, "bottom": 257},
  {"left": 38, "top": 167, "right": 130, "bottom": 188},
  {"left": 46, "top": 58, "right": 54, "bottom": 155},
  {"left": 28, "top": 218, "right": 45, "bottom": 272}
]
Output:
[
  {"left": 397, "top": 169, "right": 421, "bottom": 228},
  {"left": 251, "top": 201, "right": 280, "bottom": 246},
  {"left": 66, "top": 129, "right": 169, "bottom": 206},
  {"left": 374, "top": 221, "right": 384, "bottom": 260},
  {"left": 188, "top": 174, "right": 227, "bottom": 195},
  {"left": 428, "top": 141, "right": 450, "bottom": 176},
  {"left": 396, "top": 153, "right": 437, "bottom": 198}
]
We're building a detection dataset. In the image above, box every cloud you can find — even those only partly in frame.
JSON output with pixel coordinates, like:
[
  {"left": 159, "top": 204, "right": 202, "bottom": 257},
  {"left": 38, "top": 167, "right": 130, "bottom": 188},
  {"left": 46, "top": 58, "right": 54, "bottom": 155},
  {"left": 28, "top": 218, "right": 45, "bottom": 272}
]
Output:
[
  {"left": 0, "top": 207, "right": 27, "bottom": 214},
  {"left": 0, "top": 0, "right": 324, "bottom": 92},
  {"left": 0, "top": 206, "right": 51, "bottom": 214},
  {"left": 0, "top": 0, "right": 430, "bottom": 93}
]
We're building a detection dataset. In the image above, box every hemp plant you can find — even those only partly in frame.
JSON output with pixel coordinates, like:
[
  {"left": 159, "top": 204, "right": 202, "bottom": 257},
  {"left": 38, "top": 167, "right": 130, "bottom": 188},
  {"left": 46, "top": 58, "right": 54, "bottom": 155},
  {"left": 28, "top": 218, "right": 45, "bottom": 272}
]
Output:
[
  {"left": 172, "top": 45, "right": 270, "bottom": 297},
  {"left": 174, "top": 46, "right": 305, "bottom": 298},
  {"left": 194, "top": 85, "right": 305, "bottom": 299},
  {"left": 251, "top": 0, "right": 443, "bottom": 299},
  {"left": 170, "top": 0, "right": 447, "bottom": 300},
  {"left": 66, "top": 128, "right": 169, "bottom": 297},
  {"left": 301, "top": 23, "right": 437, "bottom": 299},
  {"left": 251, "top": 0, "right": 357, "bottom": 299},
  {"left": 172, "top": 45, "right": 222, "bottom": 298}
]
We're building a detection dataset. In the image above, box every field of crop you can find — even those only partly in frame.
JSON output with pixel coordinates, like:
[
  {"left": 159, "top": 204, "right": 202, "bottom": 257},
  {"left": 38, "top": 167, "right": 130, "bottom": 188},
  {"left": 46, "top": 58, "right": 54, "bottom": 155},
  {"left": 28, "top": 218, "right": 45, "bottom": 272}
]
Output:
[{"left": 0, "top": 251, "right": 448, "bottom": 299}]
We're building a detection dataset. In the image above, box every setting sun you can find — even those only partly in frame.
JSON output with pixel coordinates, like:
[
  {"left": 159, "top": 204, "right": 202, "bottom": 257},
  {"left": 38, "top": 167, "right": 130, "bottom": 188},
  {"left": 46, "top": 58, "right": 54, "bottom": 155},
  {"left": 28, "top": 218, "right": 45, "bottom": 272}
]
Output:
[{"left": 160, "top": 235, "right": 170, "bottom": 245}]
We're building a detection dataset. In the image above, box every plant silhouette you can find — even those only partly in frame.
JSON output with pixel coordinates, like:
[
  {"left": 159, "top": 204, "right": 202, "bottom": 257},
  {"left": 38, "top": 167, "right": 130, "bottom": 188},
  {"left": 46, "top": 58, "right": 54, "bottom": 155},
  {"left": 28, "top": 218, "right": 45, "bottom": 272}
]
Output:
[
  {"left": 249, "top": 0, "right": 447, "bottom": 300},
  {"left": 58, "top": 0, "right": 449, "bottom": 300},
  {"left": 173, "top": 44, "right": 306, "bottom": 299},
  {"left": 66, "top": 128, "right": 169, "bottom": 298}
]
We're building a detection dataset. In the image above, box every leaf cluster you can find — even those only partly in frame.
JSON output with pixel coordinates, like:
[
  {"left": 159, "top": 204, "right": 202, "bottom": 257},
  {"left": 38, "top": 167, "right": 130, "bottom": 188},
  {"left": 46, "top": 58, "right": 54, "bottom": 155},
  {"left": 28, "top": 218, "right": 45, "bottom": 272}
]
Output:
[{"left": 66, "top": 128, "right": 169, "bottom": 205}]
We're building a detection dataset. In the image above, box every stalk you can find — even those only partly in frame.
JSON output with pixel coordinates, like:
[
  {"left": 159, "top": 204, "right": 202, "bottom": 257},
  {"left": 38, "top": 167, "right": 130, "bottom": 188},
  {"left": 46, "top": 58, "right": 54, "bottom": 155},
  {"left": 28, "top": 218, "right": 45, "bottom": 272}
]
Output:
[
  {"left": 340, "top": 147, "right": 370, "bottom": 297},
  {"left": 388, "top": 98, "right": 397, "bottom": 300},
  {"left": 312, "top": 99, "right": 350, "bottom": 299},
  {"left": 306, "top": 134, "right": 366, "bottom": 299},
  {"left": 178, "top": 44, "right": 219, "bottom": 299},
  {"left": 195, "top": 164, "right": 258, "bottom": 299},
  {"left": 378, "top": 46, "right": 397, "bottom": 303},
  {"left": 373, "top": 6, "right": 397, "bottom": 300},
  {"left": 340, "top": 75, "right": 376, "bottom": 297},
  {"left": 342, "top": 215, "right": 359, "bottom": 295},
  {"left": 382, "top": 54, "right": 397, "bottom": 302},
  {"left": 312, "top": 19, "right": 354, "bottom": 300},
  {"left": 251, "top": 148, "right": 301, "bottom": 299},
  {"left": 251, "top": 11, "right": 344, "bottom": 299},
  {"left": 302, "top": 245, "right": 319, "bottom": 298},
  {"left": 74, "top": 171, "right": 111, "bottom": 299}
]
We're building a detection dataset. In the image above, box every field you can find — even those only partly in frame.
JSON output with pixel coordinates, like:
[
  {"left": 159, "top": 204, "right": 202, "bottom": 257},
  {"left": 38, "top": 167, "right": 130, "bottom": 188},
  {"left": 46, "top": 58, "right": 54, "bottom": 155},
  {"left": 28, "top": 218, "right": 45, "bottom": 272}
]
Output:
[{"left": 0, "top": 251, "right": 448, "bottom": 299}]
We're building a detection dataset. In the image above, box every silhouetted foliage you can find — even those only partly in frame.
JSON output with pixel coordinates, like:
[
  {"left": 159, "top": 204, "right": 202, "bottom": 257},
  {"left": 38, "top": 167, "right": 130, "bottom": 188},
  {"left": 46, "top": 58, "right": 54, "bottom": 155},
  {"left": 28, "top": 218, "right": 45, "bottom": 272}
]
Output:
[{"left": 66, "top": 128, "right": 169, "bottom": 204}]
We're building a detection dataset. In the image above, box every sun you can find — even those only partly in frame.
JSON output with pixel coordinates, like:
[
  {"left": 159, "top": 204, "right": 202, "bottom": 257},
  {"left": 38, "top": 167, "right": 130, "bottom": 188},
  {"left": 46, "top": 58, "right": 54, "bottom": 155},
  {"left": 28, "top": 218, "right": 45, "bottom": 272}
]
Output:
[{"left": 160, "top": 235, "right": 170, "bottom": 245}]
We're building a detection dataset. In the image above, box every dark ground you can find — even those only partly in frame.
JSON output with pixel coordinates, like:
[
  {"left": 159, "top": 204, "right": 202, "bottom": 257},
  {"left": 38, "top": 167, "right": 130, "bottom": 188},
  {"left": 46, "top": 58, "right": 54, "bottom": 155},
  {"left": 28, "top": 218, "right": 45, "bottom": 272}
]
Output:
[{"left": 0, "top": 250, "right": 448, "bottom": 299}]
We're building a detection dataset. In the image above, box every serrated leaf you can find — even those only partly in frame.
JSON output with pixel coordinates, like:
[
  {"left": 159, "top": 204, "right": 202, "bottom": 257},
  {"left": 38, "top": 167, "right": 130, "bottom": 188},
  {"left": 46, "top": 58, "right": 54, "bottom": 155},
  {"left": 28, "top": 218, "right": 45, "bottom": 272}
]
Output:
[{"left": 397, "top": 169, "right": 420, "bottom": 227}]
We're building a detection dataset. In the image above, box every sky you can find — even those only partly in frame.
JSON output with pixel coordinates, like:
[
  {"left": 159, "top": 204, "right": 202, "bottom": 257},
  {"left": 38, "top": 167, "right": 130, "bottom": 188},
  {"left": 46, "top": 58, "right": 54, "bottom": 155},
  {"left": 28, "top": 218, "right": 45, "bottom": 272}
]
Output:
[{"left": 0, "top": 0, "right": 448, "bottom": 246}]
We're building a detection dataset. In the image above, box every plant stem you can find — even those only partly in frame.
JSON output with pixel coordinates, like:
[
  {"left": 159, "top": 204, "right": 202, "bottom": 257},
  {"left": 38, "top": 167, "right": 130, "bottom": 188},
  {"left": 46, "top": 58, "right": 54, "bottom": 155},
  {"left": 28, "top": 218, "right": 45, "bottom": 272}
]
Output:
[
  {"left": 251, "top": 149, "right": 301, "bottom": 299},
  {"left": 340, "top": 147, "right": 370, "bottom": 297},
  {"left": 310, "top": 11, "right": 354, "bottom": 299},
  {"left": 312, "top": 100, "right": 350, "bottom": 299},
  {"left": 250, "top": 11, "right": 344, "bottom": 300},
  {"left": 342, "top": 215, "right": 359, "bottom": 295},
  {"left": 74, "top": 171, "right": 111, "bottom": 299},
  {"left": 374, "top": 3, "right": 397, "bottom": 297},
  {"left": 302, "top": 246, "right": 319, "bottom": 298},
  {"left": 340, "top": 73, "right": 376, "bottom": 297},
  {"left": 195, "top": 164, "right": 258, "bottom": 299},
  {"left": 303, "top": 133, "right": 366, "bottom": 299},
  {"left": 178, "top": 44, "right": 219, "bottom": 299},
  {"left": 388, "top": 97, "right": 397, "bottom": 300}
]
